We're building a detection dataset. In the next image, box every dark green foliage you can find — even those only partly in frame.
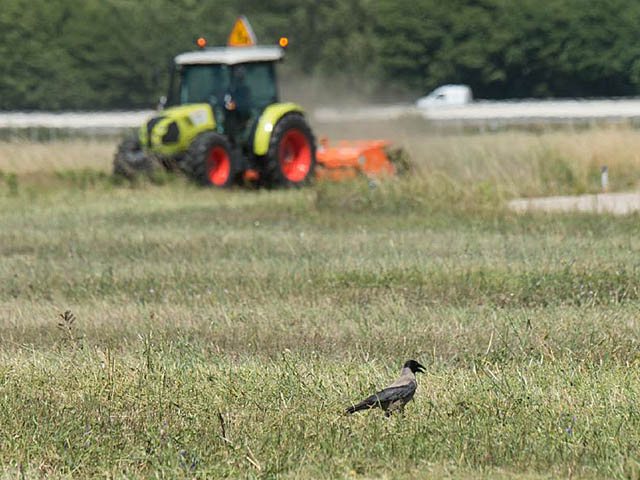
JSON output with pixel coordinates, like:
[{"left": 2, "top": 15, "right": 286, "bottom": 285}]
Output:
[
  {"left": 1, "top": 0, "right": 640, "bottom": 110},
  {"left": 375, "top": 0, "right": 640, "bottom": 98}
]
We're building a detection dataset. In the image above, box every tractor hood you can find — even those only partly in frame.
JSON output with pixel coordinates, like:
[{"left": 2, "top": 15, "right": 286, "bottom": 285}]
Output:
[{"left": 139, "top": 103, "right": 215, "bottom": 155}]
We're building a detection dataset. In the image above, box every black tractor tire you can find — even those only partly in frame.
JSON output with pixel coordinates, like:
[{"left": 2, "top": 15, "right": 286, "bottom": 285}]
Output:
[
  {"left": 113, "top": 136, "right": 160, "bottom": 180},
  {"left": 260, "top": 113, "right": 316, "bottom": 188},
  {"left": 182, "top": 131, "right": 239, "bottom": 187}
]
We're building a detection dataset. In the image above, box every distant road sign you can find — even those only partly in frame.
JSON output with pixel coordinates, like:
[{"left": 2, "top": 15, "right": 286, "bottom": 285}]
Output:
[{"left": 228, "top": 16, "right": 257, "bottom": 47}]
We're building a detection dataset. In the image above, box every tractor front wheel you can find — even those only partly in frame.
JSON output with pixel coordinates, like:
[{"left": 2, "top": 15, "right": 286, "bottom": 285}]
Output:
[
  {"left": 183, "top": 131, "right": 239, "bottom": 187},
  {"left": 113, "top": 136, "right": 160, "bottom": 179},
  {"left": 261, "top": 113, "right": 316, "bottom": 188}
]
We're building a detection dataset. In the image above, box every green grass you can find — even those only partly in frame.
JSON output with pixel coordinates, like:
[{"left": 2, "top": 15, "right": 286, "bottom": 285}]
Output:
[{"left": 3, "top": 132, "right": 640, "bottom": 478}]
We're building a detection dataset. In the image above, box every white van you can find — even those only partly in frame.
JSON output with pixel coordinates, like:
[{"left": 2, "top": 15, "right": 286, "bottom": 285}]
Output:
[{"left": 416, "top": 85, "right": 472, "bottom": 108}]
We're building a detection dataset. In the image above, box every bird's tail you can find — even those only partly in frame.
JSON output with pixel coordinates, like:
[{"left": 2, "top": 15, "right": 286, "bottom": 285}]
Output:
[{"left": 345, "top": 400, "right": 376, "bottom": 414}]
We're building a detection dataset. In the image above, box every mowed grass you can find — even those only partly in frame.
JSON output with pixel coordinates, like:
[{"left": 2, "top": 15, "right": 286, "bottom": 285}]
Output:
[{"left": 2, "top": 129, "right": 640, "bottom": 478}]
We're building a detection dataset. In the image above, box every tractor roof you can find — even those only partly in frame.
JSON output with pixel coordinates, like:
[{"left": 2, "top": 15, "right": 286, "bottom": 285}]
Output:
[{"left": 175, "top": 46, "right": 284, "bottom": 66}]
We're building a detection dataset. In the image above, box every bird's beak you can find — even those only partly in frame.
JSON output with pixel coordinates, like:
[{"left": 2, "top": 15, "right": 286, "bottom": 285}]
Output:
[{"left": 416, "top": 363, "right": 426, "bottom": 373}]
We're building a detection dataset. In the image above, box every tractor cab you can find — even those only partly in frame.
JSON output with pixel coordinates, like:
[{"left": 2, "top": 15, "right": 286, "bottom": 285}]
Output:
[{"left": 168, "top": 45, "right": 283, "bottom": 146}]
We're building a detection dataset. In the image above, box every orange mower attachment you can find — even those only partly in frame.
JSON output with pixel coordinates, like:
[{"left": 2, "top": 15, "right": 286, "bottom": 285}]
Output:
[{"left": 315, "top": 138, "right": 398, "bottom": 182}]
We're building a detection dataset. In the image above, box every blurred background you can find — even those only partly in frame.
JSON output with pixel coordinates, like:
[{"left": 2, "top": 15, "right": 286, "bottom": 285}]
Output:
[{"left": 3, "top": 0, "right": 640, "bottom": 111}]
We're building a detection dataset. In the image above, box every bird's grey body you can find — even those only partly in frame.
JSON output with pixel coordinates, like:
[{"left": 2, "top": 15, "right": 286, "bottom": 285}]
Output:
[{"left": 346, "top": 360, "right": 425, "bottom": 416}]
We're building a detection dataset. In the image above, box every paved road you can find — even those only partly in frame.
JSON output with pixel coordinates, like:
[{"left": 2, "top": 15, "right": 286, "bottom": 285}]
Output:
[
  {"left": 509, "top": 192, "right": 640, "bottom": 215},
  {"left": 314, "top": 99, "right": 640, "bottom": 125},
  {"left": 4, "top": 98, "right": 640, "bottom": 130},
  {"left": 0, "top": 111, "right": 153, "bottom": 129}
]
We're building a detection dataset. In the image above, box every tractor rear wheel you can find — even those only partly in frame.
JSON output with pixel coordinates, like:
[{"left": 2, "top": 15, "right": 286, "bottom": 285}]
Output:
[
  {"left": 113, "top": 136, "right": 160, "bottom": 179},
  {"left": 183, "top": 131, "right": 239, "bottom": 187},
  {"left": 261, "top": 113, "right": 316, "bottom": 188}
]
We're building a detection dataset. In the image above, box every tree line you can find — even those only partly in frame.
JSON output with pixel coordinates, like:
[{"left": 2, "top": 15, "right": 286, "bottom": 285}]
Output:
[{"left": 1, "top": 0, "right": 639, "bottom": 110}]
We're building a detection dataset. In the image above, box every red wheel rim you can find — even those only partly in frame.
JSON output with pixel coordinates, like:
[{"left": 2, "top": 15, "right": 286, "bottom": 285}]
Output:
[
  {"left": 279, "top": 130, "right": 311, "bottom": 182},
  {"left": 206, "top": 146, "right": 230, "bottom": 186}
]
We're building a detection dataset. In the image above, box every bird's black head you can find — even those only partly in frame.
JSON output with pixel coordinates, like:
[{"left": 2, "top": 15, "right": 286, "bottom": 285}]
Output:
[{"left": 404, "top": 360, "right": 426, "bottom": 374}]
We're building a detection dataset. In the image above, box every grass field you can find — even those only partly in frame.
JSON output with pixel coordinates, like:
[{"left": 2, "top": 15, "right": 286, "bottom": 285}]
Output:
[{"left": 2, "top": 127, "right": 640, "bottom": 478}]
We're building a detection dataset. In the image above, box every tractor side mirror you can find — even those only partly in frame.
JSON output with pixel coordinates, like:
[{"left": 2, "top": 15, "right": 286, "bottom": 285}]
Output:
[{"left": 157, "top": 95, "right": 167, "bottom": 111}]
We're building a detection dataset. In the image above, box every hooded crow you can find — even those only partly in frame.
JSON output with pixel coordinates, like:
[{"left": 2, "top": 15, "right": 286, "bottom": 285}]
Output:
[{"left": 346, "top": 360, "right": 426, "bottom": 416}]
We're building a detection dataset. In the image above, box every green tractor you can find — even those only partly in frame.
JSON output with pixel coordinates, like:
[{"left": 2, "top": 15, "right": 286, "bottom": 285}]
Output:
[{"left": 114, "top": 33, "right": 315, "bottom": 188}]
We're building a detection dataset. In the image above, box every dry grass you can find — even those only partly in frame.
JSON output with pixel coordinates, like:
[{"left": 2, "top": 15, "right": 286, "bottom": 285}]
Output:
[
  {"left": 0, "top": 139, "right": 115, "bottom": 174},
  {"left": 3, "top": 124, "right": 640, "bottom": 197},
  {"left": 406, "top": 127, "right": 640, "bottom": 197}
]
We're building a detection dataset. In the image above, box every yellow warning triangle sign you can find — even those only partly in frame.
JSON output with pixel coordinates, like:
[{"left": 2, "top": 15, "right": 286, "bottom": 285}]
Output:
[{"left": 228, "top": 16, "right": 257, "bottom": 47}]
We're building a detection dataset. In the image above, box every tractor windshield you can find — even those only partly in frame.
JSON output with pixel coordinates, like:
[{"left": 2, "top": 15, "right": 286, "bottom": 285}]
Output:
[
  {"left": 179, "top": 64, "right": 230, "bottom": 105},
  {"left": 238, "top": 62, "right": 278, "bottom": 109},
  {"left": 176, "top": 62, "right": 278, "bottom": 109}
]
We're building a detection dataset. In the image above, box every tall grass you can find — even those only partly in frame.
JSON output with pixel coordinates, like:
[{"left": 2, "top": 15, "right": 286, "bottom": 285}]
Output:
[
  {"left": 3, "top": 125, "right": 640, "bottom": 197},
  {"left": 0, "top": 139, "right": 114, "bottom": 175},
  {"left": 405, "top": 127, "right": 640, "bottom": 198}
]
